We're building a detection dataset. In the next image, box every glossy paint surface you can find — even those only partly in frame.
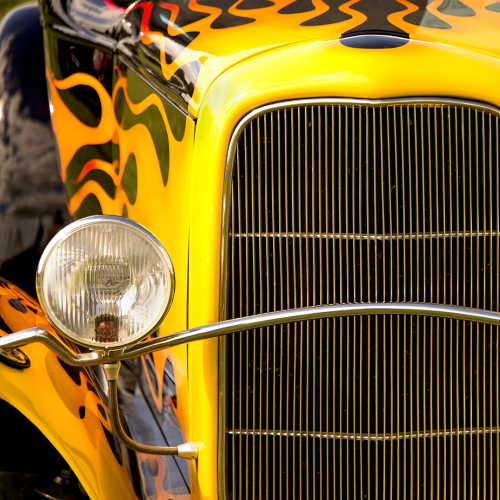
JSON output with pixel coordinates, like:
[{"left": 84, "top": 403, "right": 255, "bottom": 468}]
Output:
[
  {"left": 0, "top": 279, "right": 138, "bottom": 500},
  {"left": 118, "top": 357, "right": 192, "bottom": 499},
  {"left": 187, "top": 37, "right": 500, "bottom": 498},
  {"left": 43, "top": 14, "right": 195, "bottom": 498},
  {"left": 0, "top": 277, "right": 192, "bottom": 499},
  {"left": 33, "top": 0, "right": 500, "bottom": 498},
  {"left": 46, "top": 0, "right": 500, "bottom": 117}
]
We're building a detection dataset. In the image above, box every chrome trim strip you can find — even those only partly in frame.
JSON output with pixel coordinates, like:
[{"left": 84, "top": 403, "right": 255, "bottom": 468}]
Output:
[
  {"left": 228, "top": 229, "right": 500, "bottom": 240},
  {"left": 228, "top": 426, "right": 500, "bottom": 440},
  {"left": 116, "top": 49, "right": 194, "bottom": 119},
  {"left": 4, "top": 303, "right": 500, "bottom": 366}
]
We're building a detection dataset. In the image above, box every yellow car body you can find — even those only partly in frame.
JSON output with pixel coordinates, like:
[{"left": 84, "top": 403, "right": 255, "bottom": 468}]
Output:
[{"left": 1, "top": 0, "right": 500, "bottom": 498}]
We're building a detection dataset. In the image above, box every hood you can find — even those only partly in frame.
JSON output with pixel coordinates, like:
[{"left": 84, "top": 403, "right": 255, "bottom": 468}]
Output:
[{"left": 54, "top": 0, "right": 500, "bottom": 116}]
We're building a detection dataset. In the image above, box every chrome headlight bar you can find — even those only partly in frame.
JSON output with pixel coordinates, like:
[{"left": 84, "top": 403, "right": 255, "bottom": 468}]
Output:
[
  {"left": 3, "top": 302, "right": 500, "bottom": 460},
  {"left": 3, "top": 302, "right": 500, "bottom": 367},
  {"left": 6, "top": 217, "right": 500, "bottom": 461}
]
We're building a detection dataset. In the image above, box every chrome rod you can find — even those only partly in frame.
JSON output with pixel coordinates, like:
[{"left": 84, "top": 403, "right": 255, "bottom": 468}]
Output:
[
  {"left": 250, "top": 117, "right": 257, "bottom": 500},
  {"left": 227, "top": 229, "right": 500, "bottom": 240},
  {"left": 270, "top": 109, "right": 276, "bottom": 500},
  {"left": 257, "top": 115, "right": 263, "bottom": 500},
  {"left": 236, "top": 133, "right": 243, "bottom": 500},
  {"left": 496, "top": 116, "right": 499, "bottom": 500},
  {"left": 5, "top": 303, "right": 500, "bottom": 366},
  {"left": 230, "top": 149, "right": 236, "bottom": 496},
  {"left": 102, "top": 362, "right": 199, "bottom": 459},
  {"left": 488, "top": 113, "right": 494, "bottom": 500},
  {"left": 228, "top": 426, "right": 500, "bottom": 440}
]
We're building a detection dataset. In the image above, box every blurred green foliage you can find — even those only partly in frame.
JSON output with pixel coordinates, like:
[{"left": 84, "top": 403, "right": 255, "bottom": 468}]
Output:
[{"left": 0, "top": 0, "right": 36, "bottom": 23}]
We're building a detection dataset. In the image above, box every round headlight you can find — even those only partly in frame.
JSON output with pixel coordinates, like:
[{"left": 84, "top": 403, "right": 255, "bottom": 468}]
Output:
[{"left": 36, "top": 215, "right": 174, "bottom": 349}]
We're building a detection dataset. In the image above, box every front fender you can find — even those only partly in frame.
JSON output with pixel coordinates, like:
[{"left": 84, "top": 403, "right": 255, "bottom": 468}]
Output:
[{"left": 0, "top": 279, "right": 139, "bottom": 500}]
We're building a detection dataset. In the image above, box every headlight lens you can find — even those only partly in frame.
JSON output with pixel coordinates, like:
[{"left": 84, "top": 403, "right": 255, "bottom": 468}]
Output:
[{"left": 37, "top": 215, "right": 174, "bottom": 349}]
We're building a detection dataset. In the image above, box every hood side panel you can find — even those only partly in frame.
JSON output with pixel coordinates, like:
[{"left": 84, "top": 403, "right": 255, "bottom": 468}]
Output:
[{"left": 42, "top": 0, "right": 500, "bottom": 117}]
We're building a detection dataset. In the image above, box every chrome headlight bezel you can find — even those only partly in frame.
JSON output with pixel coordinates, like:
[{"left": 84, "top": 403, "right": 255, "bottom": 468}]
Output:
[{"left": 36, "top": 215, "right": 175, "bottom": 349}]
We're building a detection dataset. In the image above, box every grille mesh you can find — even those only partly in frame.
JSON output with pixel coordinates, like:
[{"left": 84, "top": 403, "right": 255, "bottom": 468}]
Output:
[{"left": 224, "top": 103, "right": 500, "bottom": 499}]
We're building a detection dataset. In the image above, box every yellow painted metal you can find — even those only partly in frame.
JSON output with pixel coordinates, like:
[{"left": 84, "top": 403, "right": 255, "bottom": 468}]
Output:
[
  {"left": 0, "top": 282, "right": 137, "bottom": 500},
  {"left": 6, "top": 37, "right": 195, "bottom": 494},
  {"left": 14, "top": 23, "right": 500, "bottom": 500},
  {"left": 187, "top": 36, "right": 500, "bottom": 499},
  {"left": 46, "top": 51, "right": 195, "bottom": 451},
  {"left": 132, "top": 0, "right": 500, "bottom": 117}
]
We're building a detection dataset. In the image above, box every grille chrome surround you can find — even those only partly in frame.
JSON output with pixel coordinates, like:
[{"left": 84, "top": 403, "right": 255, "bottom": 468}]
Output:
[{"left": 219, "top": 98, "right": 500, "bottom": 499}]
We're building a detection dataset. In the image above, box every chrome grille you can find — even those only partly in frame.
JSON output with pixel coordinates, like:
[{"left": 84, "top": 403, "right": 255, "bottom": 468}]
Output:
[{"left": 223, "top": 100, "right": 500, "bottom": 499}]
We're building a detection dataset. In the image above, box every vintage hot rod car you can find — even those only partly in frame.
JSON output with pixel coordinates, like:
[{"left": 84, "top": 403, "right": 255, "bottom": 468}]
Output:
[{"left": 1, "top": 0, "right": 500, "bottom": 498}]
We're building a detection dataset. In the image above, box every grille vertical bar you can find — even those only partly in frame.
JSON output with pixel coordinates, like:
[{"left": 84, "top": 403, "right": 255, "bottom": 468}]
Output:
[{"left": 223, "top": 100, "right": 500, "bottom": 499}]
